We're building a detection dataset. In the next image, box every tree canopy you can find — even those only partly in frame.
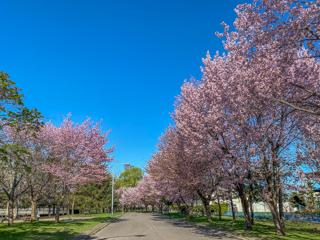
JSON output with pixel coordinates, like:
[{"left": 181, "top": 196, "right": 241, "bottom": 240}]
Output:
[{"left": 116, "top": 166, "right": 143, "bottom": 189}]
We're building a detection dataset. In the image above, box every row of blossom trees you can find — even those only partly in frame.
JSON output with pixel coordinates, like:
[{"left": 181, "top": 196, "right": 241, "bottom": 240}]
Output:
[
  {"left": 117, "top": 175, "right": 161, "bottom": 212},
  {"left": 0, "top": 116, "right": 113, "bottom": 225},
  {"left": 118, "top": 0, "right": 319, "bottom": 235}
]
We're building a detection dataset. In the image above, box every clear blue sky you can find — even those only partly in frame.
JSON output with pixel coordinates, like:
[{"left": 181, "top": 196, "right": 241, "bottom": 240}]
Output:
[{"left": 0, "top": 0, "right": 244, "bottom": 175}]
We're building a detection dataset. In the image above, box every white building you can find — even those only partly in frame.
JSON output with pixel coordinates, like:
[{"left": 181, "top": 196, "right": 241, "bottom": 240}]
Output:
[{"left": 231, "top": 198, "right": 295, "bottom": 213}]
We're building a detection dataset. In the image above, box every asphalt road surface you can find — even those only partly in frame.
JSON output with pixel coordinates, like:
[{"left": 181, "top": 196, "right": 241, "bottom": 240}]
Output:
[{"left": 93, "top": 212, "right": 240, "bottom": 240}]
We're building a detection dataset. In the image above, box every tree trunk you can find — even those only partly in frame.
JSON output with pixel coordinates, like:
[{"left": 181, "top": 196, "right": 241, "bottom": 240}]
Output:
[
  {"left": 230, "top": 194, "right": 236, "bottom": 221},
  {"left": 248, "top": 171, "right": 255, "bottom": 225},
  {"left": 237, "top": 184, "right": 252, "bottom": 230},
  {"left": 67, "top": 203, "right": 70, "bottom": 216},
  {"left": 71, "top": 196, "right": 75, "bottom": 216},
  {"left": 197, "top": 191, "right": 212, "bottom": 223},
  {"left": 203, "top": 201, "right": 212, "bottom": 222},
  {"left": 181, "top": 205, "right": 190, "bottom": 215},
  {"left": 268, "top": 201, "right": 285, "bottom": 235},
  {"left": 249, "top": 197, "right": 254, "bottom": 225},
  {"left": 31, "top": 200, "right": 37, "bottom": 221},
  {"left": 55, "top": 205, "right": 60, "bottom": 223},
  {"left": 268, "top": 150, "right": 285, "bottom": 235},
  {"left": 278, "top": 184, "right": 284, "bottom": 226},
  {"left": 217, "top": 197, "right": 222, "bottom": 220},
  {"left": 48, "top": 205, "right": 51, "bottom": 217},
  {"left": 14, "top": 201, "right": 19, "bottom": 220},
  {"left": 6, "top": 201, "right": 9, "bottom": 219},
  {"left": 7, "top": 199, "right": 14, "bottom": 226}
]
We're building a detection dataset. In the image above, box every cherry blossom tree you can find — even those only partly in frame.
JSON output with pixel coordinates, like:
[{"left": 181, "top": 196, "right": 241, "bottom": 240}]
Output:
[
  {"left": 298, "top": 120, "right": 320, "bottom": 183},
  {"left": 152, "top": 124, "right": 226, "bottom": 221},
  {"left": 197, "top": 50, "right": 305, "bottom": 234},
  {"left": 117, "top": 187, "right": 141, "bottom": 210},
  {"left": 147, "top": 148, "right": 196, "bottom": 214},
  {"left": 212, "top": 0, "right": 319, "bottom": 234},
  {"left": 135, "top": 175, "right": 160, "bottom": 211},
  {"left": 15, "top": 128, "right": 52, "bottom": 222},
  {"left": 0, "top": 142, "right": 29, "bottom": 225},
  {"left": 41, "top": 116, "right": 112, "bottom": 222},
  {"left": 0, "top": 110, "right": 42, "bottom": 225},
  {"left": 173, "top": 61, "right": 257, "bottom": 226},
  {"left": 217, "top": 0, "right": 320, "bottom": 115}
]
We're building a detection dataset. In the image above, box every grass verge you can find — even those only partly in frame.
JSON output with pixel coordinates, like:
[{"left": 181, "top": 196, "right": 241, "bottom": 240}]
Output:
[
  {"left": 166, "top": 212, "right": 320, "bottom": 240},
  {"left": 0, "top": 213, "right": 122, "bottom": 240}
]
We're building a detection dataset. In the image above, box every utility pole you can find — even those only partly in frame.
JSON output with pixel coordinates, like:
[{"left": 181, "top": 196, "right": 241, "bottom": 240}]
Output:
[{"left": 111, "top": 175, "right": 114, "bottom": 215}]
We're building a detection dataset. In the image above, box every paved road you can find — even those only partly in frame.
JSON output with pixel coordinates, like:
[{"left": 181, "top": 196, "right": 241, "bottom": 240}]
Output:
[{"left": 93, "top": 213, "right": 240, "bottom": 240}]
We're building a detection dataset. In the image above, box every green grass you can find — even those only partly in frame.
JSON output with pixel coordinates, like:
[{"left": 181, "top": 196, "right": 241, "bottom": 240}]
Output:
[
  {"left": 0, "top": 213, "right": 122, "bottom": 240},
  {"left": 166, "top": 213, "right": 320, "bottom": 240}
]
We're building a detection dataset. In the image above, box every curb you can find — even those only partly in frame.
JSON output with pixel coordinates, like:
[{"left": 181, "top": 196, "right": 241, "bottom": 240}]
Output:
[{"left": 73, "top": 218, "right": 118, "bottom": 240}]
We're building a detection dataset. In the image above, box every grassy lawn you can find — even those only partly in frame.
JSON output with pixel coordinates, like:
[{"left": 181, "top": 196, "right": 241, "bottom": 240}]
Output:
[
  {"left": 166, "top": 213, "right": 320, "bottom": 240},
  {"left": 0, "top": 213, "right": 122, "bottom": 240}
]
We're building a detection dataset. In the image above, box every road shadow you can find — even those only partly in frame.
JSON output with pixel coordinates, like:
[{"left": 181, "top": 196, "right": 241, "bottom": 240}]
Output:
[{"left": 151, "top": 213, "right": 240, "bottom": 239}]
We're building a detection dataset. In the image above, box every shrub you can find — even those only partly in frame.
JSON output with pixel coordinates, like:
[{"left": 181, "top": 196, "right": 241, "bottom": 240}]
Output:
[{"left": 210, "top": 202, "right": 228, "bottom": 216}]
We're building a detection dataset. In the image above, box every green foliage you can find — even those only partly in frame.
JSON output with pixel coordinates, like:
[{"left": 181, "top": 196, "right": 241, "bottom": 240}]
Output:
[
  {"left": 192, "top": 205, "right": 204, "bottom": 214},
  {"left": 0, "top": 71, "right": 23, "bottom": 126},
  {"left": 7, "top": 108, "right": 43, "bottom": 132},
  {"left": 305, "top": 182, "right": 316, "bottom": 211},
  {"left": 0, "top": 143, "right": 30, "bottom": 174},
  {"left": 289, "top": 192, "right": 306, "bottom": 210},
  {"left": 115, "top": 166, "right": 143, "bottom": 188},
  {"left": 190, "top": 203, "right": 228, "bottom": 216},
  {"left": 0, "top": 71, "right": 23, "bottom": 107},
  {"left": 210, "top": 202, "right": 228, "bottom": 216},
  {"left": 0, "top": 71, "right": 43, "bottom": 131},
  {"left": 74, "top": 178, "right": 117, "bottom": 213},
  {"left": 169, "top": 204, "right": 180, "bottom": 212}
]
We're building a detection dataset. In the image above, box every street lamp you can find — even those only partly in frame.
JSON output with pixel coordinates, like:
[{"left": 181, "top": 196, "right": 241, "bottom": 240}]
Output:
[
  {"left": 109, "top": 162, "right": 129, "bottom": 215},
  {"left": 111, "top": 174, "right": 114, "bottom": 215}
]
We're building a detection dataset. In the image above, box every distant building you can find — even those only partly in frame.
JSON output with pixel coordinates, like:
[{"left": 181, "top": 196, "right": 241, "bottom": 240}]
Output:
[
  {"left": 124, "top": 163, "right": 132, "bottom": 170},
  {"left": 313, "top": 189, "right": 320, "bottom": 210},
  {"left": 230, "top": 199, "right": 294, "bottom": 213}
]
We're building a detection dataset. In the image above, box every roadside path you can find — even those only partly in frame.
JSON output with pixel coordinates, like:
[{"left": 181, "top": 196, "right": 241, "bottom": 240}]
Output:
[{"left": 93, "top": 212, "right": 241, "bottom": 240}]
